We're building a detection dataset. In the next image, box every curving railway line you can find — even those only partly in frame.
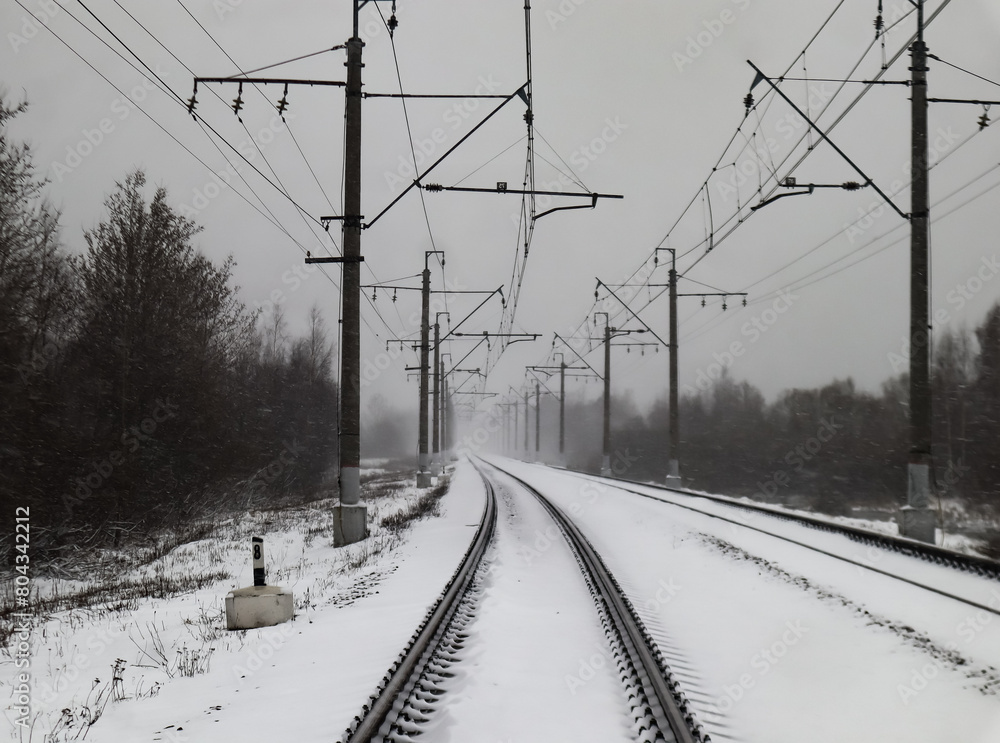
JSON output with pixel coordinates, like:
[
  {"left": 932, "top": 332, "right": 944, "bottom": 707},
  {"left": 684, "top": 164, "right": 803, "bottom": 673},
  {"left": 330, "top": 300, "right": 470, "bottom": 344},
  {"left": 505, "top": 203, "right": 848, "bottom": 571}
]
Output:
[{"left": 337, "top": 459, "right": 710, "bottom": 743}]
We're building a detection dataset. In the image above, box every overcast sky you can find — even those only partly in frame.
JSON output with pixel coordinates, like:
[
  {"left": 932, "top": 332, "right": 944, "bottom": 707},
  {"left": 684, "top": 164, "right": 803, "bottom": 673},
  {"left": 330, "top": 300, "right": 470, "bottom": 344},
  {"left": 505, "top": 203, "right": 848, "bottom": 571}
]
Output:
[{"left": 4, "top": 0, "right": 1000, "bottom": 435}]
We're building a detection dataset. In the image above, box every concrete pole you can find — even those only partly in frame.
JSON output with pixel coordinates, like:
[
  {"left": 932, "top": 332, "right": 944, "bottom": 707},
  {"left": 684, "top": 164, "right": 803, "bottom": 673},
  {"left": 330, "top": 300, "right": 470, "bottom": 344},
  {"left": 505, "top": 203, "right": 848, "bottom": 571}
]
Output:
[
  {"left": 601, "top": 323, "right": 612, "bottom": 476},
  {"left": 523, "top": 389, "right": 529, "bottom": 453},
  {"left": 667, "top": 251, "right": 682, "bottom": 486},
  {"left": 333, "top": 16, "right": 367, "bottom": 546},
  {"left": 417, "top": 264, "right": 432, "bottom": 487},
  {"left": 559, "top": 360, "right": 566, "bottom": 457},
  {"left": 535, "top": 381, "right": 541, "bottom": 458},
  {"left": 514, "top": 396, "right": 519, "bottom": 454},
  {"left": 431, "top": 320, "right": 441, "bottom": 476},
  {"left": 902, "top": 0, "right": 936, "bottom": 543}
]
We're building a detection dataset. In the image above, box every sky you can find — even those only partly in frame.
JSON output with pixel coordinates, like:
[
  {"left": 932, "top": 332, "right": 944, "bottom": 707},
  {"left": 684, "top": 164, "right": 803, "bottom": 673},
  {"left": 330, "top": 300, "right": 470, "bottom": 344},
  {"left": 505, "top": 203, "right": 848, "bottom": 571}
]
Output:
[{"left": 3, "top": 0, "right": 1000, "bottom": 439}]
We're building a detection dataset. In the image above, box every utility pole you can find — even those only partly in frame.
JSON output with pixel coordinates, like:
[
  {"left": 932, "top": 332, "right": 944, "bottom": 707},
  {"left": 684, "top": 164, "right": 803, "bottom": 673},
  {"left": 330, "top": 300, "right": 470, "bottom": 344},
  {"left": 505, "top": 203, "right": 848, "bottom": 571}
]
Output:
[
  {"left": 417, "top": 250, "right": 444, "bottom": 487},
  {"left": 523, "top": 388, "right": 529, "bottom": 453},
  {"left": 602, "top": 321, "right": 611, "bottom": 476},
  {"left": 665, "top": 249, "right": 681, "bottom": 485},
  {"left": 336, "top": 10, "right": 366, "bottom": 545},
  {"left": 535, "top": 380, "right": 541, "bottom": 458},
  {"left": 513, "top": 394, "right": 519, "bottom": 453},
  {"left": 596, "top": 313, "right": 646, "bottom": 476},
  {"left": 902, "top": 0, "right": 936, "bottom": 543},
  {"left": 559, "top": 357, "right": 566, "bottom": 458},
  {"left": 417, "top": 257, "right": 431, "bottom": 487},
  {"left": 441, "top": 358, "right": 449, "bottom": 459},
  {"left": 600, "top": 264, "right": 742, "bottom": 485},
  {"left": 431, "top": 312, "right": 448, "bottom": 476},
  {"left": 432, "top": 319, "right": 440, "bottom": 475},
  {"left": 527, "top": 357, "right": 584, "bottom": 463}
]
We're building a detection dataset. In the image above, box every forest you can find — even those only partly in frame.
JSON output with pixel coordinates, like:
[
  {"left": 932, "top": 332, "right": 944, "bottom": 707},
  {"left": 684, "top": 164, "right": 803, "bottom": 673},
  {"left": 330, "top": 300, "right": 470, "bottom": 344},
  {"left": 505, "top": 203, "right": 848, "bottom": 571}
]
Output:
[
  {"left": 1, "top": 98, "right": 339, "bottom": 558},
  {"left": 557, "top": 309, "right": 1000, "bottom": 517}
]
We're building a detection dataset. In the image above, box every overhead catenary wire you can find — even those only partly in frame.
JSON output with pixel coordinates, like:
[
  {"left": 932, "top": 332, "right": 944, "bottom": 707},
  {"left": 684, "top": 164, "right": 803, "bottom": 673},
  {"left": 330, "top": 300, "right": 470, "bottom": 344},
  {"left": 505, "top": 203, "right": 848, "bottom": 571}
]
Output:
[{"left": 22, "top": 0, "right": 324, "bottom": 264}]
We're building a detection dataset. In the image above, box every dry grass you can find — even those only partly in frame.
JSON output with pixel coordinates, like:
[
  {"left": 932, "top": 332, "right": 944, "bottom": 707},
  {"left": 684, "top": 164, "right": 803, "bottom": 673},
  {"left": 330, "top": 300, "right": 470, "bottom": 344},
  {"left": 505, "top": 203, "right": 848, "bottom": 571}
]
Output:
[{"left": 380, "top": 477, "right": 450, "bottom": 533}]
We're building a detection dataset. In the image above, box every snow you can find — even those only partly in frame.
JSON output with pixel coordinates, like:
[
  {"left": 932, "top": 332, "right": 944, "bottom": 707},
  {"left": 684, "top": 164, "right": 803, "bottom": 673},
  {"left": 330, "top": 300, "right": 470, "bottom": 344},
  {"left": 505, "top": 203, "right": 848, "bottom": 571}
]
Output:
[
  {"left": 6, "top": 457, "right": 999, "bottom": 742},
  {"left": 493, "top": 458, "right": 1000, "bottom": 742},
  {"left": 424, "top": 463, "right": 635, "bottom": 741},
  {"left": 2, "top": 466, "right": 486, "bottom": 742}
]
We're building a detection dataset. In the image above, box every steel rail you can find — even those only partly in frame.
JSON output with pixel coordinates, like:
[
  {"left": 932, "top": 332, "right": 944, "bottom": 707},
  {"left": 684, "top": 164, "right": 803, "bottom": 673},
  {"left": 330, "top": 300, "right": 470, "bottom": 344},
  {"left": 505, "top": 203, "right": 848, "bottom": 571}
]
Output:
[
  {"left": 338, "top": 475, "right": 497, "bottom": 743},
  {"left": 540, "top": 465, "right": 1000, "bottom": 615},
  {"left": 483, "top": 459, "right": 707, "bottom": 743}
]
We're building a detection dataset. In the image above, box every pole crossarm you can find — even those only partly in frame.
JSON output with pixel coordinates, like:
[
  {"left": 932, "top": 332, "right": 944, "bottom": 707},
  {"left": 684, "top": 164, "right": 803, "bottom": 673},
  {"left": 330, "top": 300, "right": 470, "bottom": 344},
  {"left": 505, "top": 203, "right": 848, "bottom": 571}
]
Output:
[
  {"left": 454, "top": 332, "right": 539, "bottom": 343},
  {"left": 446, "top": 337, "right": 489, "bottom": 377},
  {"left": 595, "top": 278, "right": 668, "bottom": 347},
  {"left": 747, "top": 60, "right": 909, "bottom": 221},
  {"left": 423, "top": 184, "right": 623, "bottom": 222},
  {"left": 750, "top": 179, "right": 868, "bottom": 212},
  {"left": 928, "top": 97, "right": 1000, "bottom": 106},
  {"left": 526, "top": 368, "right": 559, "bottom": 398},
  {"left": 438, "top": 287, "right": 505, "bottom": 345},
  {"left": 364, "top": 92, "right": 510, "bottom": 99},
  {"left": 553, "top": 332, "right": 603, "bottom": 380},
  {"left": 365, "top": 83, "right": 529, "bottom": 229},
  {"left": 194, "top": 77, "right": 345, "bottom": 87}
]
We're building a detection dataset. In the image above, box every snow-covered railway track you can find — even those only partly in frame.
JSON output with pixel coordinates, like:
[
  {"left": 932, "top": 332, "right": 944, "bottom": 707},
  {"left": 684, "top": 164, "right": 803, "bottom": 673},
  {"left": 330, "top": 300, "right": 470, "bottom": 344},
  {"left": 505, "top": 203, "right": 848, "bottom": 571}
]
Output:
[
  {"left": 548, "top": 465, "right": 1000, "bottom": 617},
  {"left": 337, "top": 468, "right": 498, "bottom": 743},
  {"left": 340, "top": 458, "right": 710, "bottom": 742},
  {"left": 609, "top": 471, "right": 1000, "bottom": 582},
  {"left": 481, "top": 459, "right": 709, "bottom": 743},
  {"left": 490, "top": 458, "right": 1000, "bottom": 741}
]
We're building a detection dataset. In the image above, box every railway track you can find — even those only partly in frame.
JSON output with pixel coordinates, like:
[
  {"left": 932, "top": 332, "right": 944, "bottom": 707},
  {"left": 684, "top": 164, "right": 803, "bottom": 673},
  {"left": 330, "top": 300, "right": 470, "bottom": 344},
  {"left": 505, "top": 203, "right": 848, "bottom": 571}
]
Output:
[
  {"left": 336, "top": 465, "right": 498, "bottom": 743},
  {"left": 484, "top": 460, "right": 708, "bottom": 743},
  {"left": 337, "top": 459, "right": 709, "bottom": 743},
  {"left": 530, "top": 462, "right": 1000, "bottom": 616}
]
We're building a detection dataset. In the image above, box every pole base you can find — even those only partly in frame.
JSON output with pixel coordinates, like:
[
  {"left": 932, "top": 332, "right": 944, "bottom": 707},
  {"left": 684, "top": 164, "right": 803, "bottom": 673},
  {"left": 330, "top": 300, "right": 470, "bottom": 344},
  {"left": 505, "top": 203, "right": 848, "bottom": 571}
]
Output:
[
  {"left": 416, "top": 470, "right": 433, "bottom": 488},
  {"left": 906, "top": 462, "right": 932, "bottom": 510},
  {"left": 665, "top": 459, "right": 682, "bottom": 488},
  {"left": 600, "top": 455, "right": 611, "bottom": 478},
  {"left": 430, "top": 460, "right": 442, "bottom": 476},
  {"left": 333, "top": 503, "right": 368, "bottom": 547},
  {"left": 899, "top": 505, "right": 936, "bottom": 544}
]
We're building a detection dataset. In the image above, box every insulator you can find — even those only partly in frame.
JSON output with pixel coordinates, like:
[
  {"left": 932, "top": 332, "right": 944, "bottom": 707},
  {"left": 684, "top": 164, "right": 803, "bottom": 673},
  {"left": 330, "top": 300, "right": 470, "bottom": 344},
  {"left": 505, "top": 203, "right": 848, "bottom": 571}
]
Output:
[
  {"left": 372, "top": 289, "right": 377, "bottom": 301},
  {"left": 232, "top": 82, "right": 244, "bottom": 119},
  {"left": 743, "top": 92, "right": 754, "bottom": 115},
  {"left": 874, "top": 14, "right": 884, "bottom": 35},
  {"left": 979, "top": 106, "right": 991, "bottom": 130},
  {"left": 701, "top": 296, "right": 706, "bottom": 307},
  {"left": 186, "top": 83, "right": 198, "bottom": 118},
  {"left": 627, "top": 347, "right": 630, "bottom": 354},
  {"left": 276, "top": 83, "right": 289, "bottom": 118},
  {"left": 743, "top": 297, "right": 747, "bottom": 307},
  {"left": 392, "top": 289, "right": 398, "bottom": 302}
]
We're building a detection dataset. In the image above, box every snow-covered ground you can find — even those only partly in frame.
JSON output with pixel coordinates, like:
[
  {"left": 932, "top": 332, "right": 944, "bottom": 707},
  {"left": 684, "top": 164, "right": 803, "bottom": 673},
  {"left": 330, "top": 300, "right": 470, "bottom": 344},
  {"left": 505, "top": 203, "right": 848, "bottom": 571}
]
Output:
[
  {"left": 495, "top": 458, "right": 1000, "bottom": 742},
  {"left": 394, "top": 462, "right": 638, "bottom": 741},
  {"left": 1, "top": 465, "right": 486, "bottom": 742},
  {"left": 7, "top": 457, "right": 999, "bottom": 742}
]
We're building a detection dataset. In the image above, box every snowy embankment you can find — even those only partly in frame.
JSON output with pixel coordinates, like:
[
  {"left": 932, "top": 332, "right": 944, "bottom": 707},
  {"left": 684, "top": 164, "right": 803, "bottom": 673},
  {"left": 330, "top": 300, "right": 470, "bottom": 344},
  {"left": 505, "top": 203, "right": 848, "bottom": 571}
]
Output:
[
  {"left": 1, "top": 464, "right": 485, "bottom": 742},
  {"left": 495, "top": 458, "right": 1000, "bottom": 743}
]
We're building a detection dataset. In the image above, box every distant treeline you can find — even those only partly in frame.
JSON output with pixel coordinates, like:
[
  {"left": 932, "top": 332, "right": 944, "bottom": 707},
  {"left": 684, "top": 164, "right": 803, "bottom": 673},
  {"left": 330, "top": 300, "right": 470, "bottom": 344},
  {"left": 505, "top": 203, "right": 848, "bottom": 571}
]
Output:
[
  {"left": 557, "top": 306, "right": 1000, "bottom": 513},
  {"left": 1, "top": 98, "right": 338, "bottom": 555}
]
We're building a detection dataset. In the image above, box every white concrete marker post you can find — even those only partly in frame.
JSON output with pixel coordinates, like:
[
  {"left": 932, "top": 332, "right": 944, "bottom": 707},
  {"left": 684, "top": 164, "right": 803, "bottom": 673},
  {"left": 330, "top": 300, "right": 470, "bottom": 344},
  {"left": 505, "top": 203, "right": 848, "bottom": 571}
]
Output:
[{"left": 225, "top": 536, "right": 294, "bottom": 630}]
